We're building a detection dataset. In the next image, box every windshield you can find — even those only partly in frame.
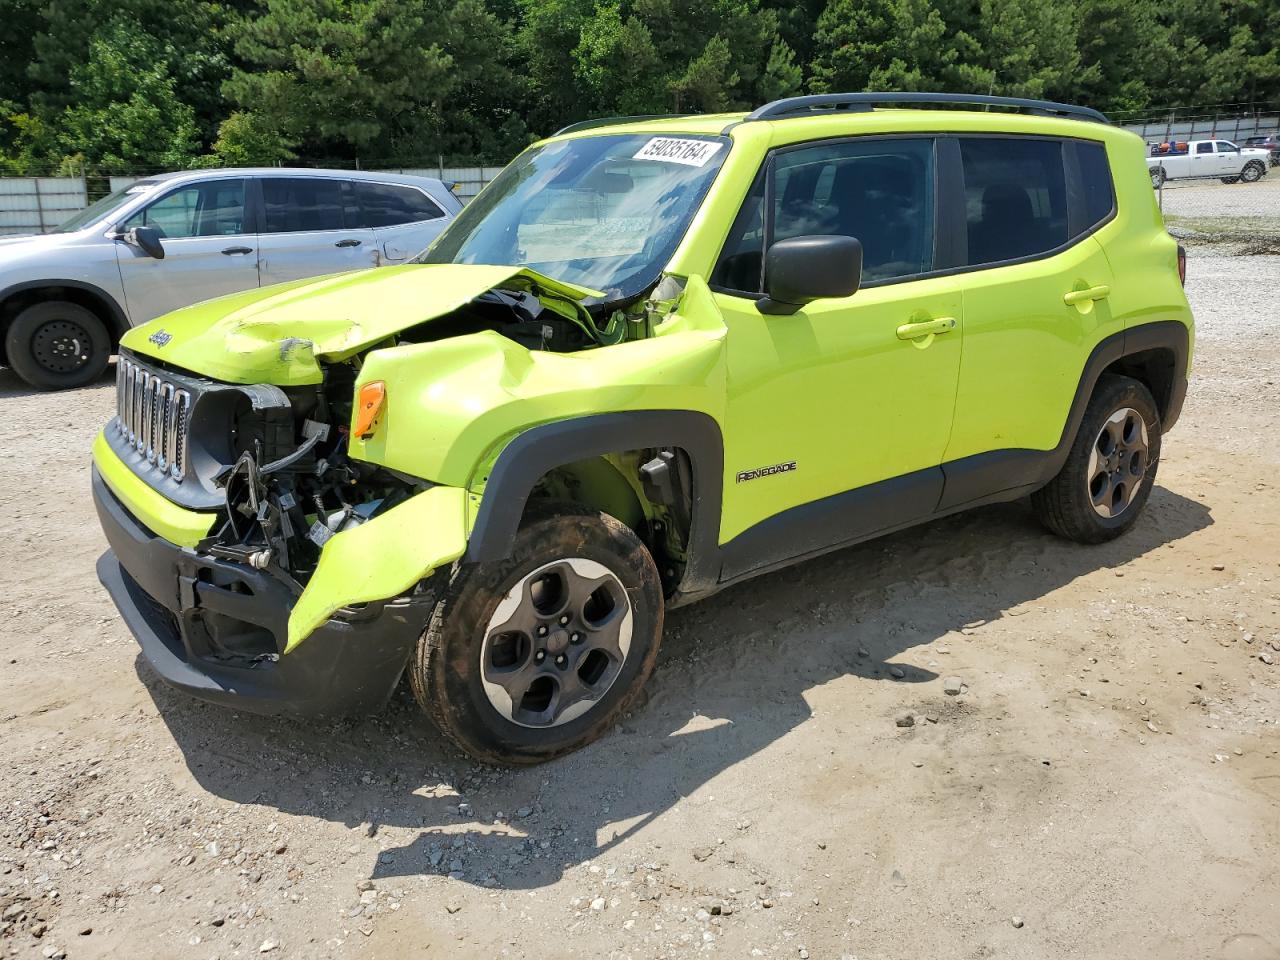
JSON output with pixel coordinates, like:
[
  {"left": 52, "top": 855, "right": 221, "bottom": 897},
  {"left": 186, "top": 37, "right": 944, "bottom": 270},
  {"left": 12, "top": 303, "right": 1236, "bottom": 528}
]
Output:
[
  {"left": 53, "top": 183, "right": 154, "bottom": 233},
  {"left": 420, "top": 133, "right": 729, "bottom": 301}
]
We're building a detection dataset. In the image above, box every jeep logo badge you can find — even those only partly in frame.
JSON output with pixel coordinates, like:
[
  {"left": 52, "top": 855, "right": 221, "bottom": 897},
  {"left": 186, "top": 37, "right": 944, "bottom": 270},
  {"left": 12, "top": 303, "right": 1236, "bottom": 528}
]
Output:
[{"left": 148, "top": 329, "right": 173, "bottom": 348}]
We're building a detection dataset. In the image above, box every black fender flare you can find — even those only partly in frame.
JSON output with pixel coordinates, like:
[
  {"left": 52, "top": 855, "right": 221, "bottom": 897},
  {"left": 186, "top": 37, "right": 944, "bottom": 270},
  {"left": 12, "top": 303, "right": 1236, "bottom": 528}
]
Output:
[
  {"left": 0, "top": 278, "right": 130, "bottom": 340},
  {"left": 464, "top": 410, "right": 725, "bottom": 596},
  {"left": 1120, "top": 319, "right": 1189, "bottom": 431}
]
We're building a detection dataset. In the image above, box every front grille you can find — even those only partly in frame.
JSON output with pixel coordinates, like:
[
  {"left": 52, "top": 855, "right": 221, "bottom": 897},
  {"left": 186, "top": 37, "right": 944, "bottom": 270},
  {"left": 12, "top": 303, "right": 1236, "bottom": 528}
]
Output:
[{"left": 115, "top": 357, "right": 192, "bottom": 481}]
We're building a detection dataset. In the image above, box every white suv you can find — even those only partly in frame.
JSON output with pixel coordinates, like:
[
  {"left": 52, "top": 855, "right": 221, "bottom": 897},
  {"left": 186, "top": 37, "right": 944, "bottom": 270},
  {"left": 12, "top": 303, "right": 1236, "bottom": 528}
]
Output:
[{"left": 0, "top": 168, "right": 461, "bottom": 389}]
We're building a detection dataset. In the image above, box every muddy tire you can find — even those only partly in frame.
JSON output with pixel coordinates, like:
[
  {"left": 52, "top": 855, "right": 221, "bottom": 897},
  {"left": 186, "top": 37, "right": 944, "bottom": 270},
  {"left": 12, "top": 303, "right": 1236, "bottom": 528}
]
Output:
[
  {"left": 409, "top": 505, "right": 663, "bottom": 765},
  {"left": 4, "top": 300, "right": 111, "bottom": 390},
  {"left": 1150, "top": 166, "right": 1165, "bottom": 189},
  {"left": 1031, "top": 375, "right": 1161, "bottom": 544},
  {"left": 1240, "top": 161, "right": 1264, "bottom": 183}
]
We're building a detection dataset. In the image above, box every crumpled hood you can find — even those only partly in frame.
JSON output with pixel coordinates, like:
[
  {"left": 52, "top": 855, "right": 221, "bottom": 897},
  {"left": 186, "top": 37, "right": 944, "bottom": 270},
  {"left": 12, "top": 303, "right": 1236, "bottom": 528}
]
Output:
[{"left": 120, "top": 263, "right": 602, "bottom": 386}]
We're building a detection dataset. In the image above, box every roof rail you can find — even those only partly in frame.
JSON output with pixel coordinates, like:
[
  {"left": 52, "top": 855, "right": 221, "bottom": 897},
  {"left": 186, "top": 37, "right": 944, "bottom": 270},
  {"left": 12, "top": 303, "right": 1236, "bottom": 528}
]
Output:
[
  {"left": 743, "top": 92, "right": 1109, "bottom": 125},
  {"left": 554, "top": 114, "right": 690, "bottom": 137}
]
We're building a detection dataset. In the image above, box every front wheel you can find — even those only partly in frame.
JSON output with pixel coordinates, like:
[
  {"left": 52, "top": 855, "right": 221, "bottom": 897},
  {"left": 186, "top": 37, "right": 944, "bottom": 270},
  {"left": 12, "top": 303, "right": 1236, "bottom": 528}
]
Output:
[
  {"left": 4, "top": 300, "right": 111, "bottom": 390},
  {"left": 409, "top": 506, "right": 664, "bottom": 765},
  {"left": 1240, "top": 162, "right": 1264, "bottom": 183},
  {"left": 1031, "top": 375, "right": 1162, "bottom": 544}
]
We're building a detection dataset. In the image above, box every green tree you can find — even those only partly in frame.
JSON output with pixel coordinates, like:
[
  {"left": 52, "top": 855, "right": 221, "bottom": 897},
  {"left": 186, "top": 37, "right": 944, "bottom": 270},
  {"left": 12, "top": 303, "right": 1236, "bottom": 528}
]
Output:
[
  {"left": 208, "top": 110, "right": 296, "bottom": 165},
  {"left": 810, "top": 0, "right": 956, "bottom": 93},
  {"left": 28, "top": 0, "right": 234, "bottom": 143},
  {"left": 3, "top": 0, "right": 1280, "bottom": 175},
  {"left": 1074, "top": 0, "right": 1171, "bottom": 114},
  {"left": 521, "top": 0, "right": 800, "bottom": 130},
  {"left": 0, "top": 0, "right": 43, "bottom": 112},
  {"left": 225, "top": 0, "right": 454, "bottom": 160},
  {"left": 56, "top": 20, "right": 203, "bottom": 172},
  {"left": 1155, "top": 0, "right": 1280, "bottom": 107},
  {"left": 430, "top": 0, "right": 532, "bottom": 159},
  {"left": 759, "top": 40, "right": 804, "bottom": 103}
]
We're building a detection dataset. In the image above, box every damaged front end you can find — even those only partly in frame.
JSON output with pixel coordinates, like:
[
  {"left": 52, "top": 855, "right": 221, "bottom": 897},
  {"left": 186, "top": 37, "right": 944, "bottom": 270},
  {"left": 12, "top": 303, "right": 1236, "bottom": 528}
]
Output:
[
  {"left": 94, "top": 346, "right": 471, "bottom": 713},
  {"left": 94, "top": 261, "right": 677, "bottom": 713},
  {"left": 110, "top": 262, "right": 638, "bottom": 590},
  {"left": 109, "top": 349, "right": 430, "bottom": 595}
]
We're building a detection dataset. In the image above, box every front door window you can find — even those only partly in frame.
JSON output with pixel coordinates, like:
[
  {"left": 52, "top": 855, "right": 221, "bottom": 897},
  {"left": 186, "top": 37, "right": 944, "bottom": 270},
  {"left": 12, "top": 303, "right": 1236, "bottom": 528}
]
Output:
[{"left": 123, "top": 180, "right": 247, "bottom": 238}]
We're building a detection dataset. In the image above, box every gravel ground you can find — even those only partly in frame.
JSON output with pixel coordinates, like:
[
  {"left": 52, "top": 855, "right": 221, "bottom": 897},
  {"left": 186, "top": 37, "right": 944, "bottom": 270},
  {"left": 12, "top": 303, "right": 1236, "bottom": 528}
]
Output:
[
  {"left": 1, "top": 252, "right": 1278, "bottom": 960},
  {"left": 1159, "top": 172, "right": 1280, "bottom": 239}
]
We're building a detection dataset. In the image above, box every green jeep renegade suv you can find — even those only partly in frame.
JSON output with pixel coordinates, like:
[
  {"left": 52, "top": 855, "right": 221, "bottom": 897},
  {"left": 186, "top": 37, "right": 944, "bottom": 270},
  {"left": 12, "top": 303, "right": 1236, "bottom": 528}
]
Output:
[{"left": 92, "top": 93, "right": 1194, "bottom": 764}]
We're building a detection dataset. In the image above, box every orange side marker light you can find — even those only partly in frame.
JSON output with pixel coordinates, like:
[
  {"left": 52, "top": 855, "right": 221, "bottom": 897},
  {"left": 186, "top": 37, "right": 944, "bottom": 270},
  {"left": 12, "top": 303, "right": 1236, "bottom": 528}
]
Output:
[{"left": 354, "top": 380, "right": 386, "bottom": 440}]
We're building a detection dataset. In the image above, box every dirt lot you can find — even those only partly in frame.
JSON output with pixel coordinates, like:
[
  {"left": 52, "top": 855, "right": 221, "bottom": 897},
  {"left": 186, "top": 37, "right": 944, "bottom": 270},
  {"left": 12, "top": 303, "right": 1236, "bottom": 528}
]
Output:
[
  {"left": 1160, "top": 171, "right": 1280, "bottom": 244},
  {"left": 2, "top": 252, "right": 1279, "bottom": 960}
]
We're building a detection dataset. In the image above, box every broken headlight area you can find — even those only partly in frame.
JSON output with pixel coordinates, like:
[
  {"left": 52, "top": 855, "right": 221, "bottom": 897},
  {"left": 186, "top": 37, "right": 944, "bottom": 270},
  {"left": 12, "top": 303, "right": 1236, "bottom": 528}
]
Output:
[{"left": 197, "top": 365, "right": 428, "bottom": 589}]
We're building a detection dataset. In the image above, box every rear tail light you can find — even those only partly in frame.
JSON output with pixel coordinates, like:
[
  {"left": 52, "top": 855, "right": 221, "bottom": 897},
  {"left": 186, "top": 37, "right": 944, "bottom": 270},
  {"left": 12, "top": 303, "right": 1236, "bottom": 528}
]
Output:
[{"left": 1176, "top": 244, "right": 1186, "bottom": 285}]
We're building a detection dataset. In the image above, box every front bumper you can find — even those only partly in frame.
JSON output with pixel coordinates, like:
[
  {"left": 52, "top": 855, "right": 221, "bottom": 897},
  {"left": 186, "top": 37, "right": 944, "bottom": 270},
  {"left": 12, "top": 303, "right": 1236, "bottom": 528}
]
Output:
[{"left": 93, "top": 466, "right": 432, "bottom": 716}]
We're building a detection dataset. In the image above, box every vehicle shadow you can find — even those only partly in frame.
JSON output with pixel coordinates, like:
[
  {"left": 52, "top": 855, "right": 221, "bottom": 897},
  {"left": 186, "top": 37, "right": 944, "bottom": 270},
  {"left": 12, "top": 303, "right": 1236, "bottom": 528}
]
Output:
[
  {"left": 0, "top": 364, "right": 114, "bottom": 398},
  {"left": 142, "top": 486, "right": 1212, "bottom": 891}
]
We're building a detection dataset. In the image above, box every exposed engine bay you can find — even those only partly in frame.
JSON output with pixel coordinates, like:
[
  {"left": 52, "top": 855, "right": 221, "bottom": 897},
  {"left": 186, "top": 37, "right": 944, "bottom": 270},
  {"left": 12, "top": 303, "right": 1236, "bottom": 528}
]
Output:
[{"left": 199, "top": 360, "right": 421, "bottom": 590}]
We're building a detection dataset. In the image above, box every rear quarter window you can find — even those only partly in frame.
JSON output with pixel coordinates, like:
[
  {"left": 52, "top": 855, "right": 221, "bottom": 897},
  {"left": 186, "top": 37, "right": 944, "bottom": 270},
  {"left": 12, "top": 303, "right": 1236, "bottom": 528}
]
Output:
[
  {"left": 355, "top": 182, "right": 445, "bottom": 227},
  {"left": 1068, "top": 140, "right": 1114, "bottom": 235}
]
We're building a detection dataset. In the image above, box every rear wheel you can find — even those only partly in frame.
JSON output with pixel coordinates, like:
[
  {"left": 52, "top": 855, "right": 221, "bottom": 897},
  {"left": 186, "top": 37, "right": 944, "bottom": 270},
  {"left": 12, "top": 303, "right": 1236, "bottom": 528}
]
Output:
[
  {"left": 1031, "top": 375, "right": 1161, "bottom": 544},
  {"left": 4, "top": 300, "right": 111, "bottom": 390},
  {"left": 1240, "top": 161, "right": 1264, "bottom": 183},
  {"left": 409, "top": 506, "right": 664, "bottom": 765},
  {"left": 1150, "top": 167, "right": 1166, "bottom": 188}
]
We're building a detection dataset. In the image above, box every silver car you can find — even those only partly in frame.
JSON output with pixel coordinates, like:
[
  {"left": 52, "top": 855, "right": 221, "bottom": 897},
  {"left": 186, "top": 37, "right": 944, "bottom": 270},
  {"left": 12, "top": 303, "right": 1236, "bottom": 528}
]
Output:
[{"left": 0, "top": 168, "right": 461, "bottom": 389}]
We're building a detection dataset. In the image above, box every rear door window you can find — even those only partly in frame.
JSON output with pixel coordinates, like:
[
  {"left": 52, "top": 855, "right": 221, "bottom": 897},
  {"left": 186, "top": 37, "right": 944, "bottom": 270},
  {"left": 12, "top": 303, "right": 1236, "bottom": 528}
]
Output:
[
  {"left": 1196, "top": 142, "right": 1214, "bottom": 155},
  {"left": 959, "top": 138, "right": 1068, "bottom": 265},
  {"left": 262, "top": 178, "right": 349, "bottom": 233},
  {"left": 354, "top": 182, "right": 445, "bottom": 227}
]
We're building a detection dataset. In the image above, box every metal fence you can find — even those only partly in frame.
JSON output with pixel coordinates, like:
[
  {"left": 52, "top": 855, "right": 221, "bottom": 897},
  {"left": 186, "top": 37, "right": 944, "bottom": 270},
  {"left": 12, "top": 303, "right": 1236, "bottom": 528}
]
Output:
[
  {"left": 1118, "top": 110, "right": 1280, "bottom": 145},
  {"left": 0, "top": 177, "right": 89, "bottom": 235},
  {"left": 0, "top": 165, "right": 505, "bottom": 236}
]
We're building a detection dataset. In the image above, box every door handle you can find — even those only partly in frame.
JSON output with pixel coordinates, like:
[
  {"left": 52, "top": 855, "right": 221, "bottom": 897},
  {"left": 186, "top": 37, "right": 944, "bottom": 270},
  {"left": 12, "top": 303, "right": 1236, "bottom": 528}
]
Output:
[
  {"left": 896, "top": 316, "right": 956, "bottom": 340},
  {"left": 334, "top": 238, "right": 362, "bottom": 248},
  {"left": 1063, "top": 285, "right": 1110, "bottom": 306},
  {"left": 221, "top": 246, "right": 253, "bottom": 255}
]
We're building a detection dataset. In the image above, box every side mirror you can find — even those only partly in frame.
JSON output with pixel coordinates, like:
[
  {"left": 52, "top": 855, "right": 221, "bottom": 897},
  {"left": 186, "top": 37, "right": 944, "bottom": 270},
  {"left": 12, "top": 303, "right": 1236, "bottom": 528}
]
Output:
[
  {"left": 126, "top": 226, "right": 165, "bottom": 260},
  {"left": 756, "top": 235, "right": 862, "bottom": 316}
]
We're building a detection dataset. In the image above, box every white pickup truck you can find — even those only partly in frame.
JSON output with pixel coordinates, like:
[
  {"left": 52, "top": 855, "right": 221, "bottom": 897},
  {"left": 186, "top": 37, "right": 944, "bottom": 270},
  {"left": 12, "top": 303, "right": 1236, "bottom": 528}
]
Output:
[{"left": 1147, "top": 139, "right": 1271, "bottom": 187}]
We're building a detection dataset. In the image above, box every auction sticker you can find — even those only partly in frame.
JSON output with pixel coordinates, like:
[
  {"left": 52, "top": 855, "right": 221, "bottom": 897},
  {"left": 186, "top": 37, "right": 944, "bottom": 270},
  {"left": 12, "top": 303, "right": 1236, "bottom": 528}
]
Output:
[{"left": 633, "top": 137, "right": 724, "bottom": 167}]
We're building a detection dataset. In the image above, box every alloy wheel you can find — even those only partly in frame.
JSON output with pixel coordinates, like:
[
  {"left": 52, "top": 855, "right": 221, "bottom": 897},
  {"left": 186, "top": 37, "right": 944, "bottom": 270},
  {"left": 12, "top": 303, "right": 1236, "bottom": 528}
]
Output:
[
  {"left": 1086, "top": 407, "right": 1150, "bottom": 519},
  {"left": 479, "top": 558, "right": 633, "bottom": 728}
]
